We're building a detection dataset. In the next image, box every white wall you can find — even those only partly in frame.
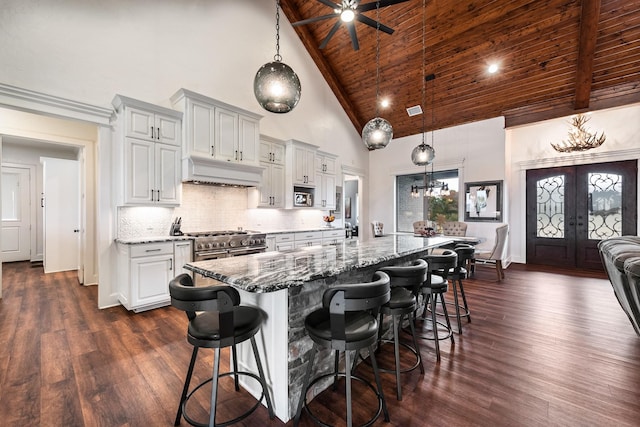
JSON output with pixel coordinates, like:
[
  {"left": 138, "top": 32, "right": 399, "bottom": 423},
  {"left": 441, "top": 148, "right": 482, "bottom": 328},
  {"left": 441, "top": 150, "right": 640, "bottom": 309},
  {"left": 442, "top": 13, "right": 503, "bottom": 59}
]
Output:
[
  {"left": 368, "top": 116, "right": 506, "bottom": 243},
  {"left": 507, "top": 103, "right": 640, "bottom": 264}
]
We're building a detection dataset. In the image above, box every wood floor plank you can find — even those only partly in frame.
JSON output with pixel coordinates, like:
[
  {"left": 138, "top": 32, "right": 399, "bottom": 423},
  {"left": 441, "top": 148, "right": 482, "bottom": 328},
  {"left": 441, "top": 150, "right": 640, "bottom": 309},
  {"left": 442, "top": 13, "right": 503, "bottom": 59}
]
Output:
[{"left": 2, "top": 261, "right": 640, "bottom": 426}]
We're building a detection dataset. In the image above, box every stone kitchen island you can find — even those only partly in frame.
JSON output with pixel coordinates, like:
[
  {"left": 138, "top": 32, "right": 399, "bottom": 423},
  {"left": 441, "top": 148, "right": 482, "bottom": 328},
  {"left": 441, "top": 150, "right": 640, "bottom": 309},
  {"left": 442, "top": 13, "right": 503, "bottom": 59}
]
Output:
[{"left": 184, "top": 234, "right": 453, "bottom": 422}]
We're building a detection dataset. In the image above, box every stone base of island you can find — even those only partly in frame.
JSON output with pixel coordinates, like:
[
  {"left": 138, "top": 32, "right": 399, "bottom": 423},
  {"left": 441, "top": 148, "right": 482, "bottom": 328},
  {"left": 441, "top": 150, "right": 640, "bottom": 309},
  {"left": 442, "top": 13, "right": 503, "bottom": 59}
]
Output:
[{"left": 184, "top": 234, "right": 454, "bottom": 423}]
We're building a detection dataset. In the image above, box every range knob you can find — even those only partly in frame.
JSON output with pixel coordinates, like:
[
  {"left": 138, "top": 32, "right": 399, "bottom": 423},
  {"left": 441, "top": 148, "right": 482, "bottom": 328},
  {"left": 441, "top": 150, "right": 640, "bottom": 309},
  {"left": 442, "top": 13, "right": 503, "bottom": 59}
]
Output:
[
  {"left": 229, "top": 241, "right": 235, "bottom": 247},
  {"left": 211, "top": 242, "right": 218, "bottom": 248},
  {"left": 206, "top": 243, "right": 213, "bottom": 249}
]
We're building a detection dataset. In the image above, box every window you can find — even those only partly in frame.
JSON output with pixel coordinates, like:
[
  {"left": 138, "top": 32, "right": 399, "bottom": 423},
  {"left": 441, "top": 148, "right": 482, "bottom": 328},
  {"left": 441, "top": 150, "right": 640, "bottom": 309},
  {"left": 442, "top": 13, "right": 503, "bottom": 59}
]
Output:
[{"left": 396, "top": 169, "right": 459, "bottom": 232}]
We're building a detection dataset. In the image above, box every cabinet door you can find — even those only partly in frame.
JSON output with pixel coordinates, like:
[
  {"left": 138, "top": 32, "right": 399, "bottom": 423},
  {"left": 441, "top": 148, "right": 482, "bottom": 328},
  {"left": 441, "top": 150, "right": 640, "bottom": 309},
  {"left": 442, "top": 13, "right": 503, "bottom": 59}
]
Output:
[
  {"left": 126, "top": 107, "right": 155, "bottom": 140},
  {"left": 324, "top": 156, "right": 336, "bottom": 175},
  {"left": 304, "top": 149, "right": 316, "bottom": 185},
  {"left": 259, "top": 140, "right": 273, "bottom": 163},
  {"left": 131, "top": 254, "right": 173, "bottom": 307},
  {"left": 258, "top": 163, "right": 273, "bottom": 207},
  {"left": 155, "top": 143, "right": 180, "bottom": 205},
  {"left": 187, "top": 100, "right": 215, "bottom": 157},
  {"left": 323, "top": 173, "right": 336, "bottom": 209},
  {"left": 174, "top": 241, "right": 193, "bottom": 275},
  {"left": 155, "top": 114, "right": 180, "bottom": 146},
  {"left": 239, "top": 115, "right": 259, "bottom": 164},
  {"left": 293, "top": 145, "right": 315, "bottom": 185},
  {"left": 215, "top": 107, "right": 239, "bottom": 162},
  {"left": 271, "top": 163, "right": 285, "bottom": 208},
  {"left": 125, "top": 138, "right": 154, "bottom": 204}
]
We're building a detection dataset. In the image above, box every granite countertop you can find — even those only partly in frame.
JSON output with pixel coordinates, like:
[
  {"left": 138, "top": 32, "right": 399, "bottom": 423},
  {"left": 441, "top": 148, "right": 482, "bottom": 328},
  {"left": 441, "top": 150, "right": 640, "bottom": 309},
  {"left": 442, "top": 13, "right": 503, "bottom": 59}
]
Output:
[
  {"left": 115, "top": 235, "right": 194, "bottom": 244},
  {"left": 185, "top": 235, "right": 453, "bottom": 293},
  {"left": 262, "top": 226, "right": 345, "bottom": 235}
]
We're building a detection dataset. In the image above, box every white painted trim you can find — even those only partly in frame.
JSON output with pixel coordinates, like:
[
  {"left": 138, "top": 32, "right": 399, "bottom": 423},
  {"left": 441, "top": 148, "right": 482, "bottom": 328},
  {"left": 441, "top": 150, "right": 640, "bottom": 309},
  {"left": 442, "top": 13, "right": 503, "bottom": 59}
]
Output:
[
  {"left": 0, "top": 83, "right": 112, "bottom": 125},
  {"left": 516, "top": 148, "right": 640, "bottom": 170}
]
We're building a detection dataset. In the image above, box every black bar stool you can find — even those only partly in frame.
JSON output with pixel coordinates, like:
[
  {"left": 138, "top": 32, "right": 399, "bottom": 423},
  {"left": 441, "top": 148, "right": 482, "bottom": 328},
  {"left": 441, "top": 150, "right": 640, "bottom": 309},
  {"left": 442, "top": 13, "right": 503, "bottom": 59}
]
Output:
[
  {"left": 294, "top": 271, "right": 391, "bottom": 427},
  {"left": 446, "top": 244, "right": 474, "bottom": 333},
  {"left": 169, "top": 274, "right": 274, "bottom": 427},
  {"left": 417, "top": 250, "right": 457, "bottom": 361},
  {"left": 376, "top": 259, "right": 428, "bottom": 400}
]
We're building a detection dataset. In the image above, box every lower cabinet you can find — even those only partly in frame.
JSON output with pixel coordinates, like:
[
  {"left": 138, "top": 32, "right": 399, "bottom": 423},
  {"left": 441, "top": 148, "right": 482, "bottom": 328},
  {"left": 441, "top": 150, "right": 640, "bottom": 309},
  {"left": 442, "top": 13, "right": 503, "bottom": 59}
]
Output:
[
  {"left": 294, "top": 231, "right": 323, "bottom": 248},
  {"left": 266, "top": 230, "right": 345, "bottom": 252},
  {"left": 322, "top": 229, "right": 345, "bottom": 245},
  {"left": 117, "top": 240, "right": 192, "bottom": 312}
]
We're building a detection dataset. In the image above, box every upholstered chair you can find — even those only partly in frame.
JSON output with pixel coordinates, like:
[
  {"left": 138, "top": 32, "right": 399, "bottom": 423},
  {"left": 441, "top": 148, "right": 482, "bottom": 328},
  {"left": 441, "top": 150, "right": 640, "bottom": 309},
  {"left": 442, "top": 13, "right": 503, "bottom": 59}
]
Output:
[{"left": 442, "top": 221, "right": 468, "bottom": 236}]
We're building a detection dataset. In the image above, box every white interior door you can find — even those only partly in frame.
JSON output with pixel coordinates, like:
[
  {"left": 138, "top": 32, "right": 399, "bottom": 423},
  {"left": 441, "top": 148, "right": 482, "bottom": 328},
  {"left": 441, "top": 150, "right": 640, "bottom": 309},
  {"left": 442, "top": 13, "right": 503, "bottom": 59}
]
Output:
[
  {"left": 1, "top": 166, "right": 31, "bottom": 262},
  {"left": 42, "top": 157, "right": 79, "bottom": 273}
]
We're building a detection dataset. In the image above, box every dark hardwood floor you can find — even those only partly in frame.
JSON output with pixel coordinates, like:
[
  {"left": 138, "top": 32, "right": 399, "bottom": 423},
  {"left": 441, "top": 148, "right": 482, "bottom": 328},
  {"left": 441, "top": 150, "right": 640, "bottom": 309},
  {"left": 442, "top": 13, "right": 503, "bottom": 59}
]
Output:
[{"left": 1, "top": 261, "right": 640, "bottom": 426}]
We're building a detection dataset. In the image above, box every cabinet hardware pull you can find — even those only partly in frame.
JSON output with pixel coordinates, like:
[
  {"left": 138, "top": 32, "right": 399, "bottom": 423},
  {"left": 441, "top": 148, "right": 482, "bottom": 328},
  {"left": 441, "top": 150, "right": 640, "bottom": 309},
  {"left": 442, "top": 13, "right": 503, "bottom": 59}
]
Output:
[
  {"left": 211, "top": 145, "right": 214, "bottom": 156},
  {"left": 240, "top": 151, "right": 243, "bottom": 161},
  {"left": 145, "top": 248, "right": 162, "bottom": 252},
  {"left": 150, "top": 126, "right": 154, "bottom": 139},
  {"left": 169, "top": 258, "right": 173, "bottom": 270},
  {"left": 150, "top": 189, "right": 154, "bottom": 201},
  {"left": 157, "top": 127, "right": 160, "bottom": 140},
  {"left": 235, "top": 150, "right": 238, "bottom": 160}
]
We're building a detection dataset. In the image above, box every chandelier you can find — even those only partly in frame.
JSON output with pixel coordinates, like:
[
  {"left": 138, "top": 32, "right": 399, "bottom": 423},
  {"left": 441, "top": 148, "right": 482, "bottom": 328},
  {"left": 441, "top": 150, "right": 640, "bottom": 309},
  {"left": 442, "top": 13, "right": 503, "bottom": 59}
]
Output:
[
  {"left": 254, "top": 0, "right": 301, "bottom": 114},
  {"left": 551, "top": 114, "right": 606, "bottom": 153},
  {"left": 410, "top": 169, "right": 450, "bottom": 198},
  {"left": 362, "top": 1, "right": 393, "bottom": 150}
]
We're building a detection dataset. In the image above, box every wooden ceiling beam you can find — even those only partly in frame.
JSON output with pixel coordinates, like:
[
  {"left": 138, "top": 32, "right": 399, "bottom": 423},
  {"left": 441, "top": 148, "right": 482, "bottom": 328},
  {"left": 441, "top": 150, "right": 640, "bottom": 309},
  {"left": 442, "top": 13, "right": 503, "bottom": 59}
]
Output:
[
  {"left": 279, "top": 0, "right": 365, "bottom": 134},
  {"left": 573, "top": 0, "right": 602, "bottom": 109}
]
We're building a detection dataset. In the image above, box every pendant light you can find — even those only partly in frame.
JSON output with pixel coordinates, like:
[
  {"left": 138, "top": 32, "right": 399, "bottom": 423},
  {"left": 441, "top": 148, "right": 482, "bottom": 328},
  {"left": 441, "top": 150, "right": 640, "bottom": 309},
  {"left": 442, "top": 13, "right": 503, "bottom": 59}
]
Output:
[
  {"left": 411, "top": 0, "right": 434, "bottom": 166},
  {"left": 254, "top": 0, "right": 301, "bottom": 114},
  {"left": 362, "top": 1, "right": 393, "bottom": 150}
]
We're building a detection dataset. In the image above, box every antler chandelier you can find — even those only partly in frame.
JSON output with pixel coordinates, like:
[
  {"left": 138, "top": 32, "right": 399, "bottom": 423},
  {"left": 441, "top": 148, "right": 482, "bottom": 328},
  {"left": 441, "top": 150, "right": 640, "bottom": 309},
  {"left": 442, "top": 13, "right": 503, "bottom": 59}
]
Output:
[{"left": 551, "top": 114, "right": 606, "bottom": 153}]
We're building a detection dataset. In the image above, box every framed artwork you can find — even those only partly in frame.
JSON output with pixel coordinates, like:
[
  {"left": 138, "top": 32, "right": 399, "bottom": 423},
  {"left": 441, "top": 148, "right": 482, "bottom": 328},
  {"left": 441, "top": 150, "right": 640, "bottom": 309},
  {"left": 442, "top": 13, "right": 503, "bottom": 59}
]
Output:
[
  {"left": 345, "top": 197, "right": 352, "bottom": 219},
  {"left": 334, "top": 186, "right": 342, "bottom": 219},
  {"left": 464, "top": 180, "right": 503, "bottom": 222}
]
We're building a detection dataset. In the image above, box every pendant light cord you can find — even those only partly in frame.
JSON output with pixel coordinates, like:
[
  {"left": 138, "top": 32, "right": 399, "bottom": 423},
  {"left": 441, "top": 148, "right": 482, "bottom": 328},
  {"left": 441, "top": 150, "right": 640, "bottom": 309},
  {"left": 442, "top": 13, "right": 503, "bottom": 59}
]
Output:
[
  {"left": 274, "top": 0, "right": 282, "bottom": 62},
  {"left": 375, "top": 0, "right": 381, "bottom": 116},
  {"left": 421, "top": 0, "right": 426, "bottom": 146}
]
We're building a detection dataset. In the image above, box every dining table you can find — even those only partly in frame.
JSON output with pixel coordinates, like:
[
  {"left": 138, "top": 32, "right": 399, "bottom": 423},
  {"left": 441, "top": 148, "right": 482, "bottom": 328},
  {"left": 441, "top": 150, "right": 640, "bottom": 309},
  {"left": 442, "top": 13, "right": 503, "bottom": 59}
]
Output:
[{"left": 183, "top": 234, "right": 455, "bottom": 422}]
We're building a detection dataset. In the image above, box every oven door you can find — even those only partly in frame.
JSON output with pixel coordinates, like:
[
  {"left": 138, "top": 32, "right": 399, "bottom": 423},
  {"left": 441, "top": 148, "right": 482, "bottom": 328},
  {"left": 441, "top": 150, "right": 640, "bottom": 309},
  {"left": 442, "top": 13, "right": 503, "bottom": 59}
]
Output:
[
  {"left": 227, "top": 246, "right": 267, "bottom": 257},
  {"left": 194, "top": 249, "right": 228, "bottom": 261}
]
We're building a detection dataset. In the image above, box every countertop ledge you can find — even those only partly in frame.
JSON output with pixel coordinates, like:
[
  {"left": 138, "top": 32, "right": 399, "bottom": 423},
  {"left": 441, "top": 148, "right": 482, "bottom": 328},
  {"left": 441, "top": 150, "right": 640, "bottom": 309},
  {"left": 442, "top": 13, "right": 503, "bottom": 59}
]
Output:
[{"left": 115, "top": 236, "right": 193, "bottom": 245}]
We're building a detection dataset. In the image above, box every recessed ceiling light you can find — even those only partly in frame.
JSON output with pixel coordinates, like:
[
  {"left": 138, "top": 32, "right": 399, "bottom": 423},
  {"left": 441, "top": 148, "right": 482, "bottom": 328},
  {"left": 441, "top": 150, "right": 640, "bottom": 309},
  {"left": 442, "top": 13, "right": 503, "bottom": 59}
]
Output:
[
  {"left": 380, "top": 98, "right": 390, "bottom": 108},
  {"left": 488, "top": 63, "right": 499, "bottom": 74}
]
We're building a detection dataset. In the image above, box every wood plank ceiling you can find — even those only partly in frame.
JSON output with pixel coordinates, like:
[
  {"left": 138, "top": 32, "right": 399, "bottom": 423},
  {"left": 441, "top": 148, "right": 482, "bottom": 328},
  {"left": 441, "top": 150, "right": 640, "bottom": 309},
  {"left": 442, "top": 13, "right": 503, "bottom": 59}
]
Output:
[{"left": 280, "top": 0, "right": 640, "bottom": 140}]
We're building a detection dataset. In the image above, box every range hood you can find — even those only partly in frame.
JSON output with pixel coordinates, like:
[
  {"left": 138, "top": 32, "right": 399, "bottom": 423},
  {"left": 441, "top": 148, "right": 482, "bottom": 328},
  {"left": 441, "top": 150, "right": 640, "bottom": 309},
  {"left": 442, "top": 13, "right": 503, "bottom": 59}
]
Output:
[{"left": 182, "top": 155, "right": 265, "bottom": 187}]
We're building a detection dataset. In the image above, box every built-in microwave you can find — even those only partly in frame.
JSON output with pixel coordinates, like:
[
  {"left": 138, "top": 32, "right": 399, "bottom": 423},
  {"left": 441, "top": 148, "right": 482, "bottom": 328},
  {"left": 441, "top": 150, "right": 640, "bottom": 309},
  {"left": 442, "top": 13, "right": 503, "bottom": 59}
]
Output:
[{"left": 294, "top": 191, "right": 313, "bottom": 207}]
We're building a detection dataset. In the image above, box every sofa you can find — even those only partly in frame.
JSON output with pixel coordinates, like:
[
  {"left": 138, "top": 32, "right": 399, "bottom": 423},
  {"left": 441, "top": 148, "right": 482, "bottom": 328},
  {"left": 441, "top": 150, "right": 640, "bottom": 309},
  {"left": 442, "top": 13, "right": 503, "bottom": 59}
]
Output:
[{"left": 598, "top": 236, "right": 640, "bottom": 337}]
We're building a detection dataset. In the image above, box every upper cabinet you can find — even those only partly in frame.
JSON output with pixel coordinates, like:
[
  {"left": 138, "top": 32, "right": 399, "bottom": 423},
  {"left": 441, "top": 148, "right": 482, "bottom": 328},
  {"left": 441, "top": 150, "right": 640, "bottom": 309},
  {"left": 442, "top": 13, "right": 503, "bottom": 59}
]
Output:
[
  {"left": 112, "top": 95, "right": 182, "bottom": 207},
  {"left": 257, "top": 135, "right": 285, "bottom": 208},
  {"left": 171, "top": 89, "right": 264, "bottom": 186},
  {"left": 287, "top": 140, "right": 317, "bottom": 187},
  {"left": 315, "top": 151, "right": 337, "bottom": 210}
]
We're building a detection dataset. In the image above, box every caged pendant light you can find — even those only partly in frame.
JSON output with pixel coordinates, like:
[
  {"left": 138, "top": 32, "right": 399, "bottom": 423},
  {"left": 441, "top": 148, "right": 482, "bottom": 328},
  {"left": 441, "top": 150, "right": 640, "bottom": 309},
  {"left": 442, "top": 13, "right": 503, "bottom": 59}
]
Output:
[
  {"left": 362, "top": 1, "right": 393, "bottom": 150},
  {"left": 254, "top": 0, "right": 301, "bottom": 114}
]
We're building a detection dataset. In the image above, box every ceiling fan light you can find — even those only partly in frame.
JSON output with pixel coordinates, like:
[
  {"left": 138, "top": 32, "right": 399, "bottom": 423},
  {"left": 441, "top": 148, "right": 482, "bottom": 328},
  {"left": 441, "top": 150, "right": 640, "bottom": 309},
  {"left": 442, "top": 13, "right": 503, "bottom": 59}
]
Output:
[
  {"left": 411, "top": 143, "right": 435, "bottom": 166},
  {"left": 254, "top": 61, "right": 301, "bottom": 113},
  {"left": 362, "top": 117, "right": 393, "bottom": 150},
  {"left": 341, "top": 9, "right": 355, "bottom": 22}
]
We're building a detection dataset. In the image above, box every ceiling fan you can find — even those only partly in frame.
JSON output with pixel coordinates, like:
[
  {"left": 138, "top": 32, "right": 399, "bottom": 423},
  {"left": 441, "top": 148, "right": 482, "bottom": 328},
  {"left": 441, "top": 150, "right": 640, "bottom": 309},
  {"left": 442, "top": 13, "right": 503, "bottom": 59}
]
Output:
[{"left": 291, "top": 0, "right": 410, "bottom": 51}]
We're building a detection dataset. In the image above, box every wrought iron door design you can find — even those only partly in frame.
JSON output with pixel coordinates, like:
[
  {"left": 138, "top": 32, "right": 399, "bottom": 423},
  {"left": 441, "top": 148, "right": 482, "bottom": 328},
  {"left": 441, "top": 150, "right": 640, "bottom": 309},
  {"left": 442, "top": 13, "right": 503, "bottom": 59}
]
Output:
[{"left": 526, "top": 160, "right": 637, "bottom": 269}]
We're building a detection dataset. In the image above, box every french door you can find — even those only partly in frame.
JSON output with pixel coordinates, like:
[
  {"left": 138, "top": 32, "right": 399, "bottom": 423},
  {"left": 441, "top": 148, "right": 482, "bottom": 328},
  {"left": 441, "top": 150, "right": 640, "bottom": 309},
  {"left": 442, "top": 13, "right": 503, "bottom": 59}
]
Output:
[{"left": 526, "top": 160, "right": 637, "bottom": 269}]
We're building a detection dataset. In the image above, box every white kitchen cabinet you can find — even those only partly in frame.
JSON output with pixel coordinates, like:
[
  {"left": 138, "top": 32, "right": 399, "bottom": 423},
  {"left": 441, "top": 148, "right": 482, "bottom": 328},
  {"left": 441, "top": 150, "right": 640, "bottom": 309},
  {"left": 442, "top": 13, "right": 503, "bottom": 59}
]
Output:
[
  {"left": 260, "top": 136, "right": 285, "bottom": 165},
  {"left": 294, "top": 231, "right": 323, "bottom": 248},
  {"left": 266, "top": 236, "right": 277, "bottom": 252},
  {"left": 274, "top": 233, "right": 295, "bottom": 251},
  {"left": 117, "top": 241, "right": 175, "bottom": 312},
  {"left": 125, "top": 138, "right": 180, "bottom": 205},
  {"left": 322, "top": 229, "right": 345, "bottom": 245},
  {"left": 172, "top": 89, "right": 262, "bottom": 166},
  {"left": 287, "top": 140, "right": 316, "bottom": 186},
  {"left": 112, "top": 95, "right": 182, "bottom": 207},
  {"left": 174, "top": 240, "right": 193, "bottom": 276},
  {"left": 258, "top": 136, "right": 286, "bottom": 208},
  {"left": 259, "top": 163, "right": 285, "bottom": 208},
  {"left": 314, "top": 151, "right": 338, "bottom": 210}
]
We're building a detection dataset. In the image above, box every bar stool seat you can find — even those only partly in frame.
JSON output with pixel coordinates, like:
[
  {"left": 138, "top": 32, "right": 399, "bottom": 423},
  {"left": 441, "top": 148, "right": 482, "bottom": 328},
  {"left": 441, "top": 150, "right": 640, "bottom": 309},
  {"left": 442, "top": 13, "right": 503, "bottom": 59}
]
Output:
[
  {"left": 294, "top": 271, "right": 391, "bottom": 427},
  {"left": 169, "top": 274, "right": 274, "bottom": 427}
]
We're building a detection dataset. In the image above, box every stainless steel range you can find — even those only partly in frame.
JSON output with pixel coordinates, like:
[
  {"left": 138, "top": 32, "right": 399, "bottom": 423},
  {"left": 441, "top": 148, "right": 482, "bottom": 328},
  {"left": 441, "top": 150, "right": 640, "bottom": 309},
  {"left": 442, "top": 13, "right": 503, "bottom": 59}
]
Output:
[{"left": 184, "top": 230, "right": 267, "bottom": 261}]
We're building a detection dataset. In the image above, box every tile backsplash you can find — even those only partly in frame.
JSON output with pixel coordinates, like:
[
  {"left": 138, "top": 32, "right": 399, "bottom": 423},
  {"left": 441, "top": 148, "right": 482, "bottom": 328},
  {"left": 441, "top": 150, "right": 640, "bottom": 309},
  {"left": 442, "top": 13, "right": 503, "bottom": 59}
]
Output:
[{"left": 117, "top": 183, "right": 337, "bottom": 238}]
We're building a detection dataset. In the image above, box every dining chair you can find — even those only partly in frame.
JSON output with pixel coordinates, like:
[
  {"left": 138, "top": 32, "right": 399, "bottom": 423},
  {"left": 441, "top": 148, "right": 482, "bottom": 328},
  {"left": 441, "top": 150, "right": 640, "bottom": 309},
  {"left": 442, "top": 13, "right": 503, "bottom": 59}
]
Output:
[
  {"left": 473, "top": 224, "right": 509, "bottom": 281},
  {"left": 442, "top": 221, "right": 468, "bottom": 236}
]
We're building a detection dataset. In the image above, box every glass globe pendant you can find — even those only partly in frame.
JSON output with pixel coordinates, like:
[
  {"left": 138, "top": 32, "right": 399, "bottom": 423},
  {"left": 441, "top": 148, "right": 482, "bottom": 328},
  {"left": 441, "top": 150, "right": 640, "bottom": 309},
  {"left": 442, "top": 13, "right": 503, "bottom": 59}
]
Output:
[
  {"left": 254, "top": 60, "right": 301, "bottom": 113},
  {"left": 362, "top": 117, "right": 393, "bottom": 150},
  {"left": 254, "top": 0, "right": 301, "bottom": 114},
  {"left": 411, "top": 142, "right": 435, "bottom": 165}
]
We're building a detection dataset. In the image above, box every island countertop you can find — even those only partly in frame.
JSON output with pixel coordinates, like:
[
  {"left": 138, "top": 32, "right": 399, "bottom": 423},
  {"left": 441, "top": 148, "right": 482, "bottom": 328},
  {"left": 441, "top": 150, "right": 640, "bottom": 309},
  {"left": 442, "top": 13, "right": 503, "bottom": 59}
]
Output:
[{"left": 184, "top": 234, "right": 453, "bottom": 293}]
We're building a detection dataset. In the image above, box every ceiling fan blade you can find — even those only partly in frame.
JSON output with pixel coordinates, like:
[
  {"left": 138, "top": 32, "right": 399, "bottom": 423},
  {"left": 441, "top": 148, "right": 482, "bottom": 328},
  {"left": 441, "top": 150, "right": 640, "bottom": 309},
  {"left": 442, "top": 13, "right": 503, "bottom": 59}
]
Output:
[
  {"left": 356, "top": 14, "right": 394, "bottom": 35},
  {"left": 292, "top": 13, "right": 338, "bottom": 27},
  {"left": 316, "top": 0, "right": 342, "bottom": 9},
  {"left": 346, "top": 21, "right": 360, "bottom": 51},
  {"left": 320, "top": 20, "right": 343, "bottom": 49},
  {"left": 357, "top": 0, "right": 411, "bottom": 13}
]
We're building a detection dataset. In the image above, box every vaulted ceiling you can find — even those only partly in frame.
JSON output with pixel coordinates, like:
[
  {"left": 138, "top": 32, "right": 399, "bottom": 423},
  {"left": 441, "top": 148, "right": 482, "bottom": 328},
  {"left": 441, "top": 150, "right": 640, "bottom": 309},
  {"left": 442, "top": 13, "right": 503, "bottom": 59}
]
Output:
[{"left": 280, "top": 0, "right": 640, "bottom": 140}]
